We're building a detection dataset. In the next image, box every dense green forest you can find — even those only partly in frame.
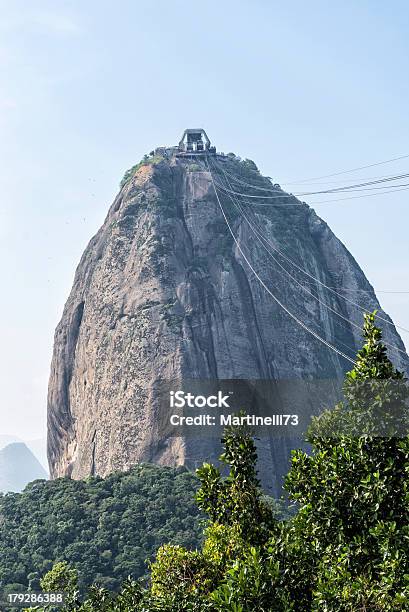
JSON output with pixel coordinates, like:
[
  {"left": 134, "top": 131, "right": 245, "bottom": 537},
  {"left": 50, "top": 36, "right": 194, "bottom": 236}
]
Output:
[
  {"left": 0, "top": 464, "right": 203, "bottom": 592},
  {"left": 18, "top": 313, "right": 409, "bottom": 611}
]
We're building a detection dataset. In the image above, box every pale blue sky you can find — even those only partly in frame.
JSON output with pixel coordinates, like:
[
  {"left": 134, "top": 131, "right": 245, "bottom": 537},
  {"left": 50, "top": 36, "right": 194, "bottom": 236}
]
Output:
[{"left": 1, "top": 0, "right": 408, "bottom": 440}]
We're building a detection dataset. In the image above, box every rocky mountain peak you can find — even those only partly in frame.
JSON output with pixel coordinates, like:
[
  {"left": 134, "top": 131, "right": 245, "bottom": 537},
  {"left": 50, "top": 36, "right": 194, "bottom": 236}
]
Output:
[{"left": 47, "top": 144, "right": 408, "bottom": 494}]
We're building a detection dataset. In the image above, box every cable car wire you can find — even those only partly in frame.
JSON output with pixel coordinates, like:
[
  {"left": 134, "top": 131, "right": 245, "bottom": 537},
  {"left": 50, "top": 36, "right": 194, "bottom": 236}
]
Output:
[
  {"left": 215, "top": 172, "right": 360, "bottom": 358},
  {"left": 281, "top": 153, "right": 409, "bottom": 184},
  {"left": 213, "top": 162, "right": 409, "bottom": 196},
  {"left": 212, "top": 161, "right": 408, "bottom": 358},
  {"left": 215, "top": 176, "right": 409, "bottom": 205},
  {"left": 210, "top": 168, "right": 409, "bottom": 199},
  {"left": 205, "top": 157, "right": 357, "bottom": 365},
  {"left": 200, "top": 160, "right": 409, "bottom": 206},
  {"left": 205, "top": 156, "right": 409, "bottom": 335}
]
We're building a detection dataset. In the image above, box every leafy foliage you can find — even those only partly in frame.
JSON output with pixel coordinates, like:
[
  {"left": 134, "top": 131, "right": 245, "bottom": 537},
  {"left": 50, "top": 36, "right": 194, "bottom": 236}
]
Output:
[
  {"left": 282, "top": 312, "right": 409, "bottom": 609},
  {"left": 196, "top": 418, "right": 275, "bottom": 545},
  {"left": 0, "top": 464, "right": 202, "bottom": 593},
  {"left": 19, "top": 313, "right": 409, "bottom": 610}
]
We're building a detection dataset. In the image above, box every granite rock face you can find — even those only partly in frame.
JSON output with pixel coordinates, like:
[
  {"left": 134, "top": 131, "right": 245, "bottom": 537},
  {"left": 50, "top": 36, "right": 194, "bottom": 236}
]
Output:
[{"left": 47, "top": 153, "right": 409, "bottom": 494}]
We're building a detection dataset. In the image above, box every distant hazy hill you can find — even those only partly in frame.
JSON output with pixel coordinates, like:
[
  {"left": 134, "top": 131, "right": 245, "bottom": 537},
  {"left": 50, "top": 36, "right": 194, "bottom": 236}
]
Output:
[
  {"left": 0, "top": 434, "right": 21, "bottom": 449},
  {"left": 0, "top": 442, "right": 48, "bottom": 493},
  {"left": 0, "top": 435, "right": 48, "bottom": 471}
]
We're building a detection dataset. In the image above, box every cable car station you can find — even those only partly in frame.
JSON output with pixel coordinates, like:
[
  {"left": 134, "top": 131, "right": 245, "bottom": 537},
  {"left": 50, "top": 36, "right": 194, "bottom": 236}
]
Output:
[{"left": 177, "top": 129, "right": 216, "bottom": 157}]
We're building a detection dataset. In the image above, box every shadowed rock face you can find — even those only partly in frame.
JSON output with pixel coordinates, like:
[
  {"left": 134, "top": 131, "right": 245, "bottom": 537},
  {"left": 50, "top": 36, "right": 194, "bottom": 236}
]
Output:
[{"left": 47, "top": 154, "right": 409, "bottom": 495}]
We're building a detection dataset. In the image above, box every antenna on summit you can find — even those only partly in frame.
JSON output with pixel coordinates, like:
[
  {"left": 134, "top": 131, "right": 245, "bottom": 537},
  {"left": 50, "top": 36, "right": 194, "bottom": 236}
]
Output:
[{"left": 177, "top": 129, "right": 216, "bottom": 156}]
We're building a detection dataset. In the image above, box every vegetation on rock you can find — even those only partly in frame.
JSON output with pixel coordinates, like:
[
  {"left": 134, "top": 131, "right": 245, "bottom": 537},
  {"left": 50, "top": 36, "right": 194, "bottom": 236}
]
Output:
[{"left": 120, "top": 153, "right": 164, "bottom": 188}]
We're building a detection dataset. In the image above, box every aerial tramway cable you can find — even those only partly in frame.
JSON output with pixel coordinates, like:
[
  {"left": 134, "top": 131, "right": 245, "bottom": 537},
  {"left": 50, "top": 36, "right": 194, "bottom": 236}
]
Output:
[
  {"left": 210, "top": 173, "right": 409, "bottom": 200},
  {"left": 214, "top": 171, "right": 358, "bottom": 359},
  {"left": 305, "top": 185, "right": 409, "bottom": 205},
  {"left": 205, "top": 157, "right": 357, "bottom": 365},
  {"left": 280, "top": 171, "right": 409, "bottom": 187},
  {"left": 281, "top": 153, "right": 409, "bottom": 184},
  {"left": 205, "top": 156, "right": 409, "bottom": 336},
  {"left": 212, "top": 162, "right": 409, "bottom": 197},
  {"left": 211, "top": 160, "right": 408, "bottom": 358},
  {"left": 209, "top": 172, "right": 409, "bottom": 206}
]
